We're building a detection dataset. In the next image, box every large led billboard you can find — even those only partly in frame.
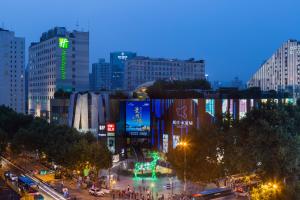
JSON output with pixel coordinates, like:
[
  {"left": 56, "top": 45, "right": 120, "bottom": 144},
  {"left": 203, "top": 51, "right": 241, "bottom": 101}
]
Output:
[{"left": 126, "top": 101, "right": 150, "bottom": 136}]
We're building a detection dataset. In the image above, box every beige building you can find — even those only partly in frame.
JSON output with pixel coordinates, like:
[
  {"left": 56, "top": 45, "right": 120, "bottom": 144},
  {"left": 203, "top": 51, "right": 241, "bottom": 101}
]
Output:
[
  {"left": 28, "top": 27, "right": 89, "bottom": 119},
  {"left": 248, "top": 40, "right": 300, "bottom": 96}
]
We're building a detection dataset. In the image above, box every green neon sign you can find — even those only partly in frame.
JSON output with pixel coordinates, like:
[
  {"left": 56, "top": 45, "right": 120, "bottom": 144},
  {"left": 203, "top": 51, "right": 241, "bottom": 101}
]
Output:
[
  {"left": 59, "top": 38, "right": 69, "bottom": 49},
  {"left": 134, "top": 152, "right": 160, "bottom": 179},
  {"left": 58, "top": 38, "right": 69, "bottom": 80}
]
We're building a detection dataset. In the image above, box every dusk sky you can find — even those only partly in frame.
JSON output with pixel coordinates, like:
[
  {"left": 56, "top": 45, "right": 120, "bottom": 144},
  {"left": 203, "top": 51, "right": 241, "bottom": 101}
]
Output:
[{"left": 1, "top": 0, "right": 300, "bottom": 82}]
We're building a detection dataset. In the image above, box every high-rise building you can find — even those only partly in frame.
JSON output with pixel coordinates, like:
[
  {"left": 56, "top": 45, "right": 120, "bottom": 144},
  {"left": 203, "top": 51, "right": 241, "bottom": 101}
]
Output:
[
  {"left": 124, "top": 57, "right": 205, "bottom": 91},
  {"left": 110, "top": 51, "right": 136, "bottom": 90},
  {"left": 248, "top": 40, "right": 300, "bottom": 96},
  {"left": 90, "top": 58, "right": 111, "bottom": 91},
  {"left": 0, "top": 28, "right": 25, "bottom": 113},
  {"left": 28, "top": 27, "right": 89, "bottom": 118}
]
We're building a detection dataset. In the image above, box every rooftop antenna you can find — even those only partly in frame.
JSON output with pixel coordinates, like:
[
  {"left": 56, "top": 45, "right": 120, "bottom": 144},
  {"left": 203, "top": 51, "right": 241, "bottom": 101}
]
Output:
[
  {"left": 1, "top": 22, "right": 4, "bottom": 29},
  {"left": 76, "top": 19, "right": 79, "bottom": 31},
  {"left": 88, "top": 20, "right": 90, "bottom": 31}
]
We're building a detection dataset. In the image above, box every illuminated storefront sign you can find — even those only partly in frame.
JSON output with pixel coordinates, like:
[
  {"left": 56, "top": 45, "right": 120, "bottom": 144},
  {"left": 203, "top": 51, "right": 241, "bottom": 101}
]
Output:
[
  {"left": 222, "top": 99, "right": 228, "bottom": 114},
  {"left": 99, "top": 125, "right": 106, "bottom": 131},
  {"left": 163, "top": 134, "right": 168, "bottom": 153},
  {"left": 107, "top": 137, "right": 115, "bottom": 153},
  {"left": 239, "top": 99, "right": 247, "bottom": 119},
  {"left": 117, "top": 52, "right": 128, "bottom": 60},
  {"left": 107, "top": 123, "right": 115, "bottom": 132},
  {"left": 58, "top": 38, "right": 69, "bottom": 80},
  {"left": 206, "top": 99, "right": 215, "bottom": 117},
  {"left": 172, "top": 104, "right": 193, "bottom": 128},
  {"left": 172, "top": 120, "right": 193, "bottom": 127},
  {"left": 173, "top": 135, "right": 180, "bottom": 149}
]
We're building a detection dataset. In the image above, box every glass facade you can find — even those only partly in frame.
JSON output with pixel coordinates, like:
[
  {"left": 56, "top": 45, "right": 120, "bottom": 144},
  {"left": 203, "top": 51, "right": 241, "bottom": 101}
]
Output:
[{"left": 110, "top": 51, "right": 136, "bottom": 90}]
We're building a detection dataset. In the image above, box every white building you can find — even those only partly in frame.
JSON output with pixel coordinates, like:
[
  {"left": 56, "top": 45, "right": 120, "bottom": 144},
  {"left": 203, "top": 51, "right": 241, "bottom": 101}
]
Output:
[
  {"left": 124, "top": 57, "right": 205, "bottom": 91},
  {"left": 248, "top": 40, "right": 300, "bottom": 96},
  {"left": 0, "top": 28, "right": 25, "bottom": 113},
  {"left": 68, "top": 91, "right": 110, "bottom": 133},
  {"left": 28, "top": 27, "right": 89, "bottom": 118}
]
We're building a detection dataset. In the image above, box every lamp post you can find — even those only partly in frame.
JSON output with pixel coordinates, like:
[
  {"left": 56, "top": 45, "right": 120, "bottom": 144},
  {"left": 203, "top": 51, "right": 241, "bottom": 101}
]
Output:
[
  {"left": 178, "top": 141, "right": 188, "bottom": 193},
  {"left": 150, "top": 183, "right": 155, "bottom": 200}
]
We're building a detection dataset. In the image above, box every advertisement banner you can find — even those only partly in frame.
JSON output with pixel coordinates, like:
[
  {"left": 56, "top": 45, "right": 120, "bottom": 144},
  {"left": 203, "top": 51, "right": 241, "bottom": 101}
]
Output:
[{"left": 126, "top": 101, "right": 150, "bottom": 136}]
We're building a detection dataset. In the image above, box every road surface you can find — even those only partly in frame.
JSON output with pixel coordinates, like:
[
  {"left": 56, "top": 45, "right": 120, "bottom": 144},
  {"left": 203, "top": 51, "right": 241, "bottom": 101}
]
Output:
[{"left": 1, "top": 156, "right": 66, "bottom": 200}]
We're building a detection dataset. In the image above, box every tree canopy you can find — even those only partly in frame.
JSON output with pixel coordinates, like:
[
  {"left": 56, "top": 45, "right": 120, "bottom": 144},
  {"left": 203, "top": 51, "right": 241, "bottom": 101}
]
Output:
[
  {"left": 146, "top": 79, "right": 211, "bottom": 98},
  {"left": 167, "top": 103, "right": 300, "bottom": 186},
  {"left": 0, "top": 106, "right": 112, "bottom": 172}
]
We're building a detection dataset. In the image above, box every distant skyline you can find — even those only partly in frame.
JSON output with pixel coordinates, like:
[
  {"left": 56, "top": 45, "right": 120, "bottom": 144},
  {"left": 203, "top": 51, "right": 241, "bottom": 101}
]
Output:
[{"left": 1, "top": 0, "right": 300, "bottom": 82}]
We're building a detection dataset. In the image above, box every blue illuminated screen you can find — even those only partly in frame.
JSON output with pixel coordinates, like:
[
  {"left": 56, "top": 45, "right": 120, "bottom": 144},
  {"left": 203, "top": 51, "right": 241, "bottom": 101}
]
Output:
[{"left": 126, "top": 101, "right": 150, "bottom": 136}]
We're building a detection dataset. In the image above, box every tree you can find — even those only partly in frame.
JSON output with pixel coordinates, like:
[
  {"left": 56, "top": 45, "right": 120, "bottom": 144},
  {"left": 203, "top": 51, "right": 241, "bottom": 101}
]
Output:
[
  {"left": 0, "top": 129, "right": 8, "bottom": 154},
  {"left": 167, "top": 126, "right": 224, "bottom": 183},
  {"left": 223, "top": 105, "right": 300, "bottom": 181},
  {"left": 146, "top": 80, "right": 211, "bottom": 98}
]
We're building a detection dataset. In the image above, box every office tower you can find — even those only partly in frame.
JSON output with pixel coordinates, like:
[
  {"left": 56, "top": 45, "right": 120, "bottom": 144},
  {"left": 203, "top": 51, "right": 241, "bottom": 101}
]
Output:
[
  {"left": 124, "top": 57, "right": 205, "bottom": 91},
  {"left": 90, "top": 58, "right": 111, "bottom": 91},
  {"left": 248, "top": 40, "right": 300, "bottom": 96},
  {"left": 28, "top": 27, "right": 89, "bottom": 118},
  {"left": 0, "top": 28, "right": 25, "bottom": 113},
  {"left": 110, "top": 51, "right": 136, "bottom": 90}
]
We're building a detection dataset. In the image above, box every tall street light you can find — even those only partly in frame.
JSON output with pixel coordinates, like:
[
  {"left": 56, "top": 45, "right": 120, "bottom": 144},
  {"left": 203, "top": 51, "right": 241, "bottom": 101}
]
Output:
[{"left": 178, "top": 141, "right": 188, "bottom": 193}]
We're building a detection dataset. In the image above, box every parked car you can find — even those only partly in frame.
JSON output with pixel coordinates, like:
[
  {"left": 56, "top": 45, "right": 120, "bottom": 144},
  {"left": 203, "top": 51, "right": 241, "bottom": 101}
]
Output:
[
  {"left": 101, "top": 188, "right": 111, "bottom": 194},
  {"left": 89, "top": 188, "right": 105, "bottom": 196}
]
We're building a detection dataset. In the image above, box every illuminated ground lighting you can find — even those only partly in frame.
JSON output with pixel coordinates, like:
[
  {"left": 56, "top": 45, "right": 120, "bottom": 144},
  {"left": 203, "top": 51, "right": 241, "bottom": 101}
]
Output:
[{"left": 134, "top": 152, "right": 160, "bottom": 179}]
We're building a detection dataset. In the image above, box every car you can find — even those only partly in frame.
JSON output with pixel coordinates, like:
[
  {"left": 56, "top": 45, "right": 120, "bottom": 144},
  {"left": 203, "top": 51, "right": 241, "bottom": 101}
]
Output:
[
  {"left": 89, "top": 188, "right": 105, "bottom": 197},
  {"left": 4, "top": 171, "right": 18, "bottom": 181},
  {"left": 9, "top": 174, "right": 18, "bottom": 181},
  {"left": 101, "top": 188, "right": 111, "bottom": 194}
]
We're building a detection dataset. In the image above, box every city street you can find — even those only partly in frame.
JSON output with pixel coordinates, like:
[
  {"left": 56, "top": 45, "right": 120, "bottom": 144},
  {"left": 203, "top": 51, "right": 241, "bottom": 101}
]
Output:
[{"left": 0, "top": 156, "right": 65, "bottom": 200}]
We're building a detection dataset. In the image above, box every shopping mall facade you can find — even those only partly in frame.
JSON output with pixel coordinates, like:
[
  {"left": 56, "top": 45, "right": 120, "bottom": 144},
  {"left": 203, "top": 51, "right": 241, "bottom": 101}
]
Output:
[{"left": 66, "top": 91, "right": 294, "bottom": 158}]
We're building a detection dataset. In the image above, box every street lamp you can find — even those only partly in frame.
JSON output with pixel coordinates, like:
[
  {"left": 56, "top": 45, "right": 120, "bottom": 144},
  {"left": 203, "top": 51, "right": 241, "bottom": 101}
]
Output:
[
  {"left": 178, "top": 141, "right": 188, "bottom": 193},
  {"left": 150, "top": 183, "right": 155, "bottom": 200}
]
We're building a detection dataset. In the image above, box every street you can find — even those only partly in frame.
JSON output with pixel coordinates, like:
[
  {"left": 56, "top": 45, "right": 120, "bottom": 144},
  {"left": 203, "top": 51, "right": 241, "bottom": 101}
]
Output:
[{"left": 0, "top": 156, "right": 65, "bottom": 200}]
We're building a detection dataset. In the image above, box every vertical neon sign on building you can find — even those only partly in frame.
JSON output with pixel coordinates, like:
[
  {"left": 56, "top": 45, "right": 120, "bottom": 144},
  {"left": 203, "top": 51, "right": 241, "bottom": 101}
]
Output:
[{"left": 58, "top": 38, "right": 69, "bottom": 80}]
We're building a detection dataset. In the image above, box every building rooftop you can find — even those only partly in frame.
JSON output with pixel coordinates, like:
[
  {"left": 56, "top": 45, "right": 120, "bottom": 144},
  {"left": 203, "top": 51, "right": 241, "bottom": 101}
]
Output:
[
  {"left": 0, "top": 28, "right": 9, "bottom": 32},
  {"left": 130, "top": 56, "right": 204, "bottom": 63}
]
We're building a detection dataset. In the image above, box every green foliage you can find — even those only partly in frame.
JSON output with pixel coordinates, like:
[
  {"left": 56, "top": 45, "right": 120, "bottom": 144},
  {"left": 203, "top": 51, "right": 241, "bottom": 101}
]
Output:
[
  {"left": 0, "top": 106, "right": 112, "bottom": 171},
  {"left": 167, "top": 126, "right": 224, "bottom": 183},
  {"left": 224, "top": 104, "right": 300, "bottom": 179},
  {"left": 0, "top": 129, "right": 8, "bottom": 154},
  {"left": 146, "top": 79, "right": 211, "bottom": 98},
  {"left": 167, "top": 103, "right": 300, "bottom": 187}
]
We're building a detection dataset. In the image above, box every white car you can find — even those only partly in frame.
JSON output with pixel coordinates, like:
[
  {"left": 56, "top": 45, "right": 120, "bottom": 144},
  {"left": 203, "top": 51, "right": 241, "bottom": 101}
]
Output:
[
  {"left": 89, "top": 188, "right": 104, "bottom": 197},
  {"left": 101, "top": 188, "right": 111, "bottom": 194},
  {"left": 10, "top": 174, "right": 18, "bottom": 181}
]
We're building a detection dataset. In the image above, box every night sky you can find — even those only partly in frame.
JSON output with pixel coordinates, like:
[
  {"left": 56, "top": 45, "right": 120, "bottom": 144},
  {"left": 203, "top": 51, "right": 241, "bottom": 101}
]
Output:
[{"left": 1, "top": 0, "right": 300, "bottom": 82}]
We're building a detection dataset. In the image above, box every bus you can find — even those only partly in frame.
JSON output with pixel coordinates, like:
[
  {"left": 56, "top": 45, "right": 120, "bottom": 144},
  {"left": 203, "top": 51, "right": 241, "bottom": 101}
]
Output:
[
  {"left": 192, "top": 188, "right": 233, "bottom": 200},
  {"left": 18, "top": 175, "right": 39, "bottom": 195}
]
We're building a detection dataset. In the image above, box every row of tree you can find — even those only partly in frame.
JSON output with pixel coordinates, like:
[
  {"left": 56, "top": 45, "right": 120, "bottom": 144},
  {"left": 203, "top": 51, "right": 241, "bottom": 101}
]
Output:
[
  {"left": 167, "top": 103, "right": 300, "bottom": 198},
  {"left": 0, "top": 106, "right": 112, "bottom": 173},
  {"left": 146, "top": 80, "right": 211, "bottom": 98}
]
